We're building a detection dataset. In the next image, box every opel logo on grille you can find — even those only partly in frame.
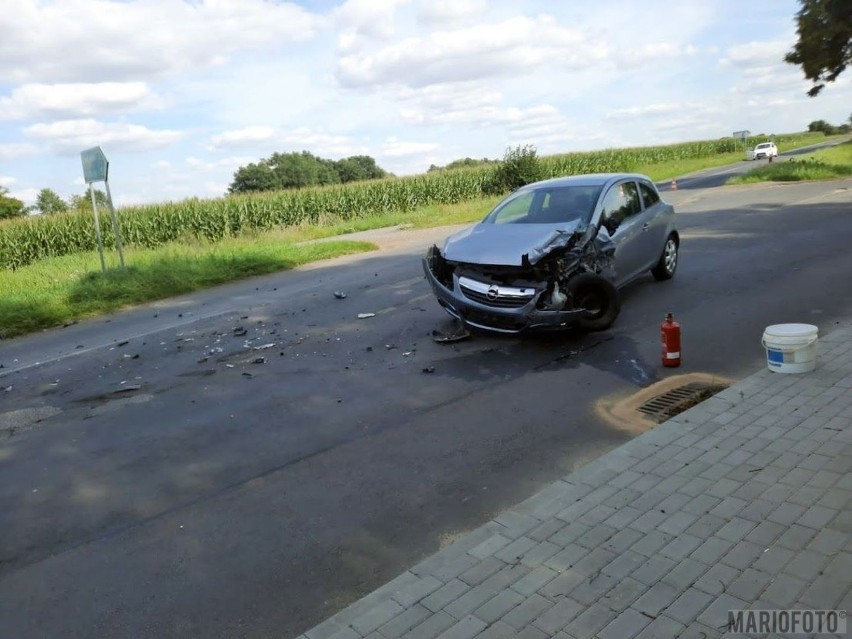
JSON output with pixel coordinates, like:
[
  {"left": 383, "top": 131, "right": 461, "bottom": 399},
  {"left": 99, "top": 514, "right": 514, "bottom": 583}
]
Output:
[{"left": 486, "top": 285, "right": 500, "bottom": 300}]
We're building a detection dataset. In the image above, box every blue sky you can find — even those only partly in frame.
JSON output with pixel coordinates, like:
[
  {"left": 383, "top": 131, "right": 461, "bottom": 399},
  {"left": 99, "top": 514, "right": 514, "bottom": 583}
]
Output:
[{"left": 1, "top": 0, "right": 851, "bottom": 208}]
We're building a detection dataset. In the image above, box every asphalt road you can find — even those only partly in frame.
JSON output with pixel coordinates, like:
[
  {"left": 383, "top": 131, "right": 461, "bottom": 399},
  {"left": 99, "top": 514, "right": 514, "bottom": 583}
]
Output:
[{"left": 1, "top": 172, "right": 851, "bottom": 638}]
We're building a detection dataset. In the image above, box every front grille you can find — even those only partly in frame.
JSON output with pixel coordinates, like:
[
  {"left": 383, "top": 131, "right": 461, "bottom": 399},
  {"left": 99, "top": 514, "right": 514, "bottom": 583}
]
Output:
[
  {"left": 458, "top": 276, "right": 535, "bottom": 309},
  {"left": 460, "top": 285, "right": 529, "bottom": 308}
]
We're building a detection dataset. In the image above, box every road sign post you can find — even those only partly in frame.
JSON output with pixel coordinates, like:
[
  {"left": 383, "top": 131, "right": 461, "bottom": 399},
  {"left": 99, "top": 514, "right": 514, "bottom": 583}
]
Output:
[
  {"left": 88, "top": 183, "right": 107, "bottom": 273},
  {"left": 80, "top": 146, "right": 125, "bottom": 272},
  {"left": 733, "top": 130, "right": 751, "bottom": 160},
  {"left": 103, "top": 180, "right": 125, "bottom": 269}
]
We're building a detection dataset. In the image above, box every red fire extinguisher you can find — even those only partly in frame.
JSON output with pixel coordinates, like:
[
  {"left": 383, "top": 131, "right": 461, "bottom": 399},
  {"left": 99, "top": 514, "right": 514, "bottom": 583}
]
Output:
[{"left": 661, "top": 313, "right": 681, "bottom": 367}]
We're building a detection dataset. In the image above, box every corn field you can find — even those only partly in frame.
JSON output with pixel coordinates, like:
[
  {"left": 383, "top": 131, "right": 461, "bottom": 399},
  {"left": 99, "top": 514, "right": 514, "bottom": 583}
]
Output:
[{"left": 0, "top": 132, "right": 823, "bottom": 271}]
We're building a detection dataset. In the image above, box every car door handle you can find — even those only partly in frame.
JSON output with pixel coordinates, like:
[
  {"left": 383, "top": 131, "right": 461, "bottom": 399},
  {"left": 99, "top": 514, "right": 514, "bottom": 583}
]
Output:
[{"left": 642, "top": 223, "right": 650, "bottom": 231}]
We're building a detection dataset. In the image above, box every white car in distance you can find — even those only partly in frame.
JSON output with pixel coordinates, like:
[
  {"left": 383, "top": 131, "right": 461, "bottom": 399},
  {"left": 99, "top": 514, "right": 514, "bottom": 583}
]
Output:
[{"left": 751, "top": 142, "right": 778, "bottom": 160}]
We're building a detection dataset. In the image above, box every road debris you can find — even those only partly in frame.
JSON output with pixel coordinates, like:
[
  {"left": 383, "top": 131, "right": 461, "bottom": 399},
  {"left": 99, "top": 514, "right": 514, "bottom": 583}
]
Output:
[
  {"left": 357, "top": 313, "right": 376, "bottom": 319},
  {"left": 233, "top": 326, "right": 248, "bottom": 337},
  {"left": 113, "top": 384, "right": 141, "bottom": 394},
  {"left": 431, "top": 324, "right": 471, "bottom": 344},
  {"left": 252, "top": 357, "right": 266, "bottom": 364},
  {"left": 253, "top": 343, "right": 275, "bottom": 350},
  {"left": 333, "top": 291, "right": 347, "bottom": 299},
  {"left": 421, "top": 367, "right": 435, "bottom": 374}
]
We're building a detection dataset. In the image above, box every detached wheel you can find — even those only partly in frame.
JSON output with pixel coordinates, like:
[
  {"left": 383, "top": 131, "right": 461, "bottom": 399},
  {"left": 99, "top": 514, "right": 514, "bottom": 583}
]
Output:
[
  {"left": 567, "top": 273, "right": 620, "bottom": 332},
  {"left": 651, "top": 234, "right": 678, "bottom": 281}
]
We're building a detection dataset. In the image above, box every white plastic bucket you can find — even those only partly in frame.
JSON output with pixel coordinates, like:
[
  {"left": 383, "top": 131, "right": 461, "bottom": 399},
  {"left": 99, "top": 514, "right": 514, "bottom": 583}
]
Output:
[{"left": 761, "top": 323, "right": 818, "bottom": 374}]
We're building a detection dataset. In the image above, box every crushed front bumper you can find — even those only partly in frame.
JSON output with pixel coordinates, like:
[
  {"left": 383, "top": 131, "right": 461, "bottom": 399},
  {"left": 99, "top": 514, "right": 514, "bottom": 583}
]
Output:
[{"left": 422, "top": 255, "right": 584, "bottom": 334}]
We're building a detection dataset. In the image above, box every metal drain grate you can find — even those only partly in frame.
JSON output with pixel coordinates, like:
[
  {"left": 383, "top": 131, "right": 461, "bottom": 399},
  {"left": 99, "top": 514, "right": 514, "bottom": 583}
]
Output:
[{"left": 637, "top": 381, "right": 728, "bottom": 423}]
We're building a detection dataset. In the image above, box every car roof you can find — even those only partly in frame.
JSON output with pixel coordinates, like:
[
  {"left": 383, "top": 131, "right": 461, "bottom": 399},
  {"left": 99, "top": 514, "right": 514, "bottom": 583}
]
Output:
[{"left": 520, "top": 173, "right": 654, "bottom": 189}]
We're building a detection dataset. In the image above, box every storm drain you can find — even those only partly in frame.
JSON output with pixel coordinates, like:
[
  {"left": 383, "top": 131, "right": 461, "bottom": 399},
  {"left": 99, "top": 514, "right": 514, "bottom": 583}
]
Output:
[{"left": 637, "top": 381, "right": 728, "bottom": 423}]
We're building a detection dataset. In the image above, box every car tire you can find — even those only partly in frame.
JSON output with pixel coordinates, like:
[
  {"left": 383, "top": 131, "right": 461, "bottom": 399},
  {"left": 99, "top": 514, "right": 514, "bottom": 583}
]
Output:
[
  {"left": 651, "top": 234, "right": 678, "bottom": 281},
  {"left": 567, "top": 272, "right": 620, "bottom": 331}
]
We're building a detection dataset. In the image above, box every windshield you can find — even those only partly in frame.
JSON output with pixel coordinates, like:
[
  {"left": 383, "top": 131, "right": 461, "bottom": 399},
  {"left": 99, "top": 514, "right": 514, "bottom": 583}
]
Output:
[
  {"left": 756, "top": 143, "right": 771, "bottom": 149},
  {"left": 482, "top": 185, "right": 603, "bottom": 225}
]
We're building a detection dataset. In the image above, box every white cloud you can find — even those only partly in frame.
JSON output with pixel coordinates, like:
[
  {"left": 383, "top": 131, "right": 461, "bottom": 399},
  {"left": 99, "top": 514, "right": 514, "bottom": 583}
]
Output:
[
  {"left": 396, "top": 81, "right": 503, "bottom": 124},
  {"left": 9, "top": 187, "right": 39, "bottom": 204},
  {"left": 0, "top": 142, "right": 40, "bottom": 161},
  {"left": 207, "top": 126, "right": 368, "bottom": 158},
  {"left": 335, "top": 0, "right": 409, "bottom": 52},
  {"left": 608, "top": 104, "right": 682, "bottom": 119},
  {"left": 24, "top": 119, "right": 182, "bottom": 155},
  {"left": 720, "top": 40, "right": 790, "bottom": 69},
  {"left": 0, "top": 176, "right": 17, "bottom": 188},
  {"left": 336, "top": 15, "right": 595, "bottom": 88},
  {"left": 185, "top": 156, "right": 255, "bottom": 172},
  {"left": 0, "top": 0, "right": 325, "bottom": 83},
  {"left": 615, "top": 43, "right": 692, "bottom": 69},
  {"left": 152, "top": 160, "right": 172, "bottom": 170},
  {"left": 208, "top": 127, "right": 278, "bottom": 150},
  {"left": 416, "top": 0, "right": 487, "bottom": 24},
  {"left": 381, "top": 138, "right": 438, "bottom": 157},
  {"left": 0, "top": 82, "right": 157, "bottom": 120}
]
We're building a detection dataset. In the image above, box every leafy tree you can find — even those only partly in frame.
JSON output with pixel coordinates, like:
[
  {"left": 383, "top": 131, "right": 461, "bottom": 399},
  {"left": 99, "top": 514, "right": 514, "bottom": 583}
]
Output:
[
  {"left": 334, "top": 155, "right": 386, "bottom": 183},
  {"left": 807, "top": 119, "right": 836, "bottom": 134},
  {"left": 335, "top": 157, "right": 367, "bottom": 183},
  {"left": 268, "top": 151, "right": 339, "bottom": 189},
  {"left": 0, "top": 187, "right": 26, "bottom": 220},
  {"left": 343, "top": 155, "right": 386, "bottom": 180},
  {"left": 428, "top": 157, "right": 497, "bottom": 172},
  {"left": 35, "top": 188, "right": 68, "bottom": 215},
  {"left": 68, "top": 188, "right": 108, "bottom": 213},
  {"left": 228, "top": 163, "right": 278, "bottom": 194},
  {"left": 486, "top": 145, "right": 542, "bottom": 195},
  {"left": 228, "top": 151, "right": 388, "bottom": 193},
  {"left": 785, "top": 0, "right": 852, "bottom": 96}
]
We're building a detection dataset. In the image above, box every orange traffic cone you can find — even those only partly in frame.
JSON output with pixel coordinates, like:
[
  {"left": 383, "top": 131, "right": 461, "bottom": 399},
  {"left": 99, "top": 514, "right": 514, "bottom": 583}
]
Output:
[{"left": 671, "top": 178, "right": 678, "bottom": 190}]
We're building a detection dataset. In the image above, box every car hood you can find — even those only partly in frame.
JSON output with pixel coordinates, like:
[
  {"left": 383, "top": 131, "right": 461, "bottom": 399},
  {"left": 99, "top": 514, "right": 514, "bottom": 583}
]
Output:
[{"left": 441, "top": 221, "right": 584, "bottom": 266}]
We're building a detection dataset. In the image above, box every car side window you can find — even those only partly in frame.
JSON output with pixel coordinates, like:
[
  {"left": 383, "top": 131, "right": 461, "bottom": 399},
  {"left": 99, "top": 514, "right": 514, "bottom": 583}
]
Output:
[
  {"left": 638, "top": 181, "right": 659, "bottom": 209},
  {"left": 600, "top": 181, "right": 641, "bottom": 234}
]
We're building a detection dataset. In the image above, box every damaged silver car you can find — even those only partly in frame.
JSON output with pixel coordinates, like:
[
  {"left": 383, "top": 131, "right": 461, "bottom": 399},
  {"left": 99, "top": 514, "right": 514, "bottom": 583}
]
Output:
[{"left": 423, "top": 174, "right": 678, "bottom": 333}]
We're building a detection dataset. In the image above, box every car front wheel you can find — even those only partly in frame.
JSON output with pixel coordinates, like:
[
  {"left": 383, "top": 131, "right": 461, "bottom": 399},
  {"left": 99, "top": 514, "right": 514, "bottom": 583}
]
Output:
[
  {"left": 568, "top": 273, "right": 621, "bottom": 331},
  {"left": 651, "top": 235, "right": 678, "bottom": 281}
]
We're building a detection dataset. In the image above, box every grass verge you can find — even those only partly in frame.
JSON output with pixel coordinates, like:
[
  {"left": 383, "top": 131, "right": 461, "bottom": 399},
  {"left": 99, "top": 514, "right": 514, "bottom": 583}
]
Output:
[
  {"left": 0, "top": 235, "right": 376, "bottom": 339},
  {"left": 728, "top": 140, "right": 852, "bottom": 184}
]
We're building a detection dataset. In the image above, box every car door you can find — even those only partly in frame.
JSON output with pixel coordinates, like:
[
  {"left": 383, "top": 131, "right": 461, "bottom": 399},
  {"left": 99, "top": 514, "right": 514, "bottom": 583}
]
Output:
[
  {"left": 635, "top": 180, "right": 668, "bottom": 270},
  {"left": 599, "top": 180, "right": 644, "bottom": 286}
]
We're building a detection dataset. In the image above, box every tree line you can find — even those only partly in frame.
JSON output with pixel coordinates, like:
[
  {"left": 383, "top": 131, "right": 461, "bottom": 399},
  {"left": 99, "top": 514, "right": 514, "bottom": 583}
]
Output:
[
  {"left": 807, "top": 117, "right": 852, "bottom": 136},
  {"left": 0, "top": 187, "right": 108, "bottom": 220},
  {"left": 228, "top": 151, "right": 388, "bottom": 193}
]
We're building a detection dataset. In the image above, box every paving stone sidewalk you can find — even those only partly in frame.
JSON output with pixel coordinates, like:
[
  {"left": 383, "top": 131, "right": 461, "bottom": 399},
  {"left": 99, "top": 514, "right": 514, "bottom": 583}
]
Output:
[{"left": 299, "top": 323, "right": 852, "bottom": 639}]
